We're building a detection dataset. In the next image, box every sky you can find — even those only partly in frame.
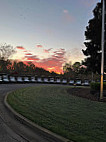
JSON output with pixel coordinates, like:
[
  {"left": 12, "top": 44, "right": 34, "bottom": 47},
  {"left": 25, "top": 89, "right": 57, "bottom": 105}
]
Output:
[{"left": 0, "top": 0, "right": 100, "bottom": 73}]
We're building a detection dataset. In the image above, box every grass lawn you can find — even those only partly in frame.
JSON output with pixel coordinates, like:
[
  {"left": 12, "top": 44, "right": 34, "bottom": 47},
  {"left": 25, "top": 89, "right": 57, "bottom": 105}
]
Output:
[{"left": 7, "top": 85, "right": 106, "bottom": 142}]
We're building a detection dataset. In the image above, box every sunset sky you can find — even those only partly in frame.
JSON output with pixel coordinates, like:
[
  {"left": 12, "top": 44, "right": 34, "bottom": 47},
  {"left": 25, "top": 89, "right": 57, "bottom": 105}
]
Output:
[{"left": 0, "top": 0, "right": 100, "bottom": 73}]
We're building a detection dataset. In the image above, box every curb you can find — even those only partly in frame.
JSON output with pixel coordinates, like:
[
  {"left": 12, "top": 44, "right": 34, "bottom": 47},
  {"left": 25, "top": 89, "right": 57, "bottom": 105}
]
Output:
[{"left": 4, "top": 93, "right": 72, "bottom": 142}]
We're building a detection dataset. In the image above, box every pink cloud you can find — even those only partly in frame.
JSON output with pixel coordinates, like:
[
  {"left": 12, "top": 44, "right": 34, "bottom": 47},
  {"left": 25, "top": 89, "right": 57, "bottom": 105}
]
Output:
[
  {"left": 25, "top": 53, "right": 33, "bottom": 56},
  {"left": 63, "top": 9, "right": 74, "bottom": 23},
  {"left": 36, "top": 44, "right": 43, "bottom": 48},
  {"left": 53, "top": 48, "right": 66, "bottom": 58},
  {"left": 26, "top": 48, "right": 66, "bottom": 73},
  {"left": 43, "top": 48, "right": 52, "bottom": 53},
  {"left": 37, "top": 58, "right": 64, "bottom": 73},
  {"left": 34, "top": 48, "right": 66, "bottom": 73},
  {"left": 63, "top": 9, "right": 68, "bottom": 13},
  {"left": 16, "top": 46, "right": 25, "bottom": 50},
  {"left": 23, "top": 50, "right": 27, "bottom": 52},
  {"left": 25, "top": 55, "right": 40, "bottom": 61},
  {"left": 16, "top": 47, "right": 66, "bottom": 73},
  {"left": 44, "top": 49, "right": 49, "bottom": 53}
]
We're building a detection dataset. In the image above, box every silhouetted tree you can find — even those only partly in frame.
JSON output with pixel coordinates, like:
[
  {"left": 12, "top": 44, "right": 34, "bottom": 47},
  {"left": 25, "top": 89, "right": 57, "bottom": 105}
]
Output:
[
  {"left": 82, "top": 2, "right": 104, "bottom": 74},
  {"left": 63, "top": 62, "right": 82, "bottom": 79},
  {"left": 63, "top": 62, "right": 72, "bottom": 73},
  {"left": 0, "top": 43, "right": 16, "bottom": 60},
  {"left": 0, "top": 59, "right": 11, "bottom": 73},
  {"left": 72, "top": 62, "right": 81, "bottom": 74}
]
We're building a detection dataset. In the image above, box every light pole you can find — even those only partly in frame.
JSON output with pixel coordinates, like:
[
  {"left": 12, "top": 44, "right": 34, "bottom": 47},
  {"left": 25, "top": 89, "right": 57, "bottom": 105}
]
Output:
[{"left": 100, "top": 0, "right": 105, "bottom": 100}]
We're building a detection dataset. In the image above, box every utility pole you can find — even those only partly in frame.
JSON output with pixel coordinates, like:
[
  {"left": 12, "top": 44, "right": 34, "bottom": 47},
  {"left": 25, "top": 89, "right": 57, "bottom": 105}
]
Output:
[{"left": 100, "top": 0, "right": 105, "bottom": 100}]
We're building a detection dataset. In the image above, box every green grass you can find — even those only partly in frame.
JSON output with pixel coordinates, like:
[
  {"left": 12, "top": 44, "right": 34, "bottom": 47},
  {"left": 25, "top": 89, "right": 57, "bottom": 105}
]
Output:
[{"left": 7, "top": 85, "right": 106, "bottom": 142}]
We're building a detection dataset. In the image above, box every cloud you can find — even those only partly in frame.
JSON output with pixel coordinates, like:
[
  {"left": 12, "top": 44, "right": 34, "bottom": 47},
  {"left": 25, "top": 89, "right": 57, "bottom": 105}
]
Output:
[
  {"left": 27, "top": 48, "right": 66, "bottom": 73},
  {"left": 36, "top": 58, "right": 63, "bottom": 73},
  {"left": 36, "top": 48, "right": 66, "bottom": 73},
  {"left": 24, "top": 55, "right": 40, "bottom": 61},
  {"left": 23, "top": 50, "right": 27, "bottom": 52},
  {"left": 43, "top": 48, "right": 52, "bottom": 53},
  {"left": 53, "top": 48, "right": 66, "bottom": 58},
  {"left": 63, "top": 9, "right": 74, "bottom": 23},
  {"left": 44, "top": 49, "right": 49, "bottom": 53},
  {"left": 16, "top": 46, "right": 25, "bottom": 50},
  {"left": 63, "top": 9, "right": 68, "bottom": 14},
  {"left": 36, "top": 44, "right": 43, "bottom": 48},
  {"left": 65, "top": 47, "right": 85, "bottom": 64},
  {"left": 15, "top": 46, "right": 66, "bottom": 73},
  {"left": 25, "top": 53, "right": 33, "bottom": 56}
]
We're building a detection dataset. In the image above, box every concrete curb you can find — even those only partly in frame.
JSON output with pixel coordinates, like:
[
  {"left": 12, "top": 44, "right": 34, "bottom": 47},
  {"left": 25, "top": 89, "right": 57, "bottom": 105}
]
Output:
[{"left": 4, "top": 93, "right": 72, "bottom": 142}]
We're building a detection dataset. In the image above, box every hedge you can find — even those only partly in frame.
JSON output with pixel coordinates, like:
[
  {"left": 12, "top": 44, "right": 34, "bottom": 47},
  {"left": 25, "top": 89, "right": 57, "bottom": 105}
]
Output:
[{"left": 90, "top": 82, "right": 106, "bottom": 90}]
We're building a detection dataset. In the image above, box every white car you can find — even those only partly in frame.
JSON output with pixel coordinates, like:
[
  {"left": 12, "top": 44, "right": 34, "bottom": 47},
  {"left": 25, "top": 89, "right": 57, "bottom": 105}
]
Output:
[
  {"left": 23, "top": 77, "right": 30, "bottom": 83},
  {"left": 17, "top": 77, "right": 23, "bottom": 83},
  {"left": 31, "top": 76, "right": 37, "bottom": 83},
  {"left": 69, "top": 80, "right": 74, "bottom": 85},
  {"left": 76, "top": 80, "right": 82, "bottom": 85},
  {"left": 43, "top": 78, "right": 49, "bottom": 83},
  {"left": 37, "top": 77, "right": 43, "bottom": 83},
  {"left": 56, "top": 78, "right": 61, "bottom": 84},
  {"left": 83, "top": 80, "right": 89, "bottom": 86},
  {"left": 0, "top": 76, "right": 3, "bottom": 83},
  {"left": 62, "top": 79, "right": 67, "bottom": 84},
  {"left": 49, "top": 78, "right": 55, "bottom": 83},
  {"left": 9, "top": 76, "right": 16, "bottom": 82},
  {"left": 2, "top": 75, "right": 9, "bottom": 83}
]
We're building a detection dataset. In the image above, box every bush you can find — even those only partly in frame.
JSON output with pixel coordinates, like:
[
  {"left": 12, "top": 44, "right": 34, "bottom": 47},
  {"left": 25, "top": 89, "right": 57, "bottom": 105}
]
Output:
[{"left": 90, "top": 82, "right": 106, "bottom": 90}]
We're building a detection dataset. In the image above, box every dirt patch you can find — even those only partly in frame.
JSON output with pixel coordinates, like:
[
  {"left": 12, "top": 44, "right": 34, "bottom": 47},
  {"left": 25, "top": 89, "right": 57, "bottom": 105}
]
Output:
[{"left": 67, "top": 87, "right": 106, "bottom": 102}]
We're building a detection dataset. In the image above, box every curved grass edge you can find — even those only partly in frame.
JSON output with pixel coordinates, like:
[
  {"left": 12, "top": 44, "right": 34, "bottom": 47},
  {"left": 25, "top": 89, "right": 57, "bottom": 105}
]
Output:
[
  {"left": 5, "top": 86, "right": 106, "bottom": 142},
  {"left": 4, "top": 89, "right": 71, "bottom": 142}
]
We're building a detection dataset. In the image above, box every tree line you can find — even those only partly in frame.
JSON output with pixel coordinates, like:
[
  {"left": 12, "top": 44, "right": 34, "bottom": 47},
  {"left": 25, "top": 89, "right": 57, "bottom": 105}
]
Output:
[
  {"left": 0, "top": 43, "right": 100, "bottom": 81},
  {"left": 0, "top": 44, "right": 57, "bottom": 77}
]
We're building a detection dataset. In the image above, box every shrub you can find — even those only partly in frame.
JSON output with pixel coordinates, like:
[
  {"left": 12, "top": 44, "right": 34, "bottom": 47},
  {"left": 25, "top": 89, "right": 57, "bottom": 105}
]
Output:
[{"left": 90, "top": 82, "right": 106, "bottom": 90}]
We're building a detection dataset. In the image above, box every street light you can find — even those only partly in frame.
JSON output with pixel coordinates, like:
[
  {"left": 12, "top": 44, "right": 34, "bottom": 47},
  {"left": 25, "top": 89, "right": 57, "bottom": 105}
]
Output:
[{"left": 100, "top": 0, "right": 105, "bottom": 100}]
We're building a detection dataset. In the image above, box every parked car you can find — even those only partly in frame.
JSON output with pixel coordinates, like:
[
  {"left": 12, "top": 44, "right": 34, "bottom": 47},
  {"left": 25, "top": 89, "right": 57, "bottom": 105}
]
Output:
[
  {"left": 69, "top": 80, "right": 74, "bottom": 85},
  {"left": 30, "top": 76, "right": 37, "bottom": 83},
  {"left": 37, "top": 77, "right": 43, "bottom": 83},
  {"left": 23, "top": 76, "right": 30, "bottom": 83},
  {"left": 43, "top": 77, "right": 49, "bottom": 83},
  {"left": 62, "top": 78, "right": 67, "bottom": 84},
  {"left": 82, "top": 79, "right": 90, "bottom": 86},
  {"left": 55, "top": 78, "right": 61, "bottom": 84},
  {"left": 75, "top": 79, "right": 82, "bottom": 85},
  {"left": 16, "top": 76, "right": 23, "bottom": 83},
  {"left": 49, "top": 77, "right": 55, "bottom": 83},
  {"left": 2, "top": 74, "right": 9, "bottom": 83},
  {"left": 9, "top": 76, "right": 16, "bottom": 83},
  {"left": 0, "top": 75, "right": 3, "bottom": 83}
]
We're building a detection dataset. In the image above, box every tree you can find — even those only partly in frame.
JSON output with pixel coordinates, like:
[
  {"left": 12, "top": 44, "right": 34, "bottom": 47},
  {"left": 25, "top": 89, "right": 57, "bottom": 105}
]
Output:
[
  {"left": 0, "top": 43, "right": 16, "bottom": 60},
  {"left": 63, "top": 62, "right": 81, "bottom": 79},
  {"left": 82, "top": 2, "right": 105, "bottom": 74},
  {"left": 63, "top": 62, "right": 72, "bottom": 73},
  {"left": 27, "top": 62, "right": 36, "bottom": 74},
  {"left": 0, "top": 59, "right": 11, "bottom": 73},
  {"left": 72, "top": 62, "right": 81, "bottom": 73}
]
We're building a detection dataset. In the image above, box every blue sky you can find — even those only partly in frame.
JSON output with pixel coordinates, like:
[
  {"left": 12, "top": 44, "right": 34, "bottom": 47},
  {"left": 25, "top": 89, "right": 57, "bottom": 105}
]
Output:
[{"left": 0, "top": 0, "right": 100, "bottom": 73}]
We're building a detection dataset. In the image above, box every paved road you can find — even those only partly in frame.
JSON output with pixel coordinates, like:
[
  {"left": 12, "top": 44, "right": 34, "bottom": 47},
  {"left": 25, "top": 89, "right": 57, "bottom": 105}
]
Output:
[{"left": 0, "top": 84, "right": 62, "bottom": 142}]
